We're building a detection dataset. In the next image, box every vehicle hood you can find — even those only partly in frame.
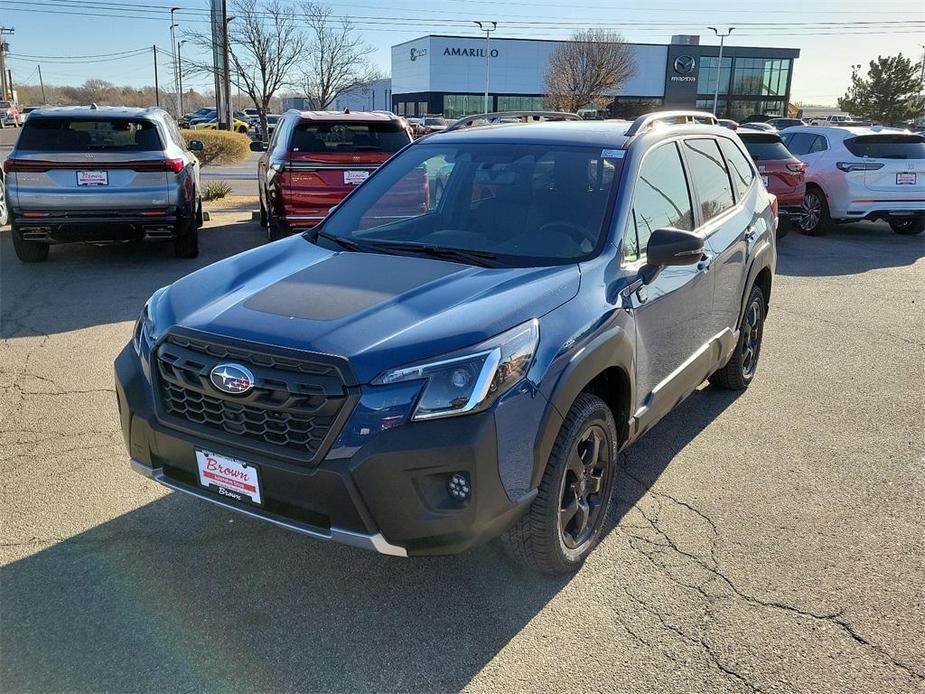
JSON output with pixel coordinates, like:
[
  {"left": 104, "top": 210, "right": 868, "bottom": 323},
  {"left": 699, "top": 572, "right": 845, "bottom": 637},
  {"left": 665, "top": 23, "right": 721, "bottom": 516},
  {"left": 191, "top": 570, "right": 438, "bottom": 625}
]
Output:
[{"left": 159, "top": 235, "right": 580, "bottom": 384}]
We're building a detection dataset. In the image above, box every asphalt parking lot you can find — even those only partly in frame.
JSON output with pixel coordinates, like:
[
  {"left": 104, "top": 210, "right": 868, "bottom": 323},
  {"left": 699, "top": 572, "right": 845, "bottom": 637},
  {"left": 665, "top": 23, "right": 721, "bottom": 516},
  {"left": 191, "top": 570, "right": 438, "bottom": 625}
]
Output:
[{"left": 1, "top": 217, "right": 923, "bottom": 693}]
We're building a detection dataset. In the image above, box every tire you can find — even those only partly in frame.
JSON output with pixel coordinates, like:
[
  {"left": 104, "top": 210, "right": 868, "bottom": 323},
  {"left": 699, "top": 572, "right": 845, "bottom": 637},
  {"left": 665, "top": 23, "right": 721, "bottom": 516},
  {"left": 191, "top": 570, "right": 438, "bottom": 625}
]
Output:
[
  {"left": 11, "top": 224, "right": 50, "bottom": 263},
  {"left": 798, "top": 187, "right": 829, "bottom": 235},
  {"left": 173, "top": 218, "right": 199, "bottom": 258},
  {"left": 502, "top": 392, "right": 618, "bottom": 575},
  {"left": 195, "top": 197, "right": 204, "bottom": 228},
  {"left": 259, "top": 199, "right": 269, "bottom": 228},
  {"left": 889, "top": 216, "right": 924, "bottom": 235},
  {"left": 776, "top": 216, "right": 790, "bottom": 239},
  {"left": 267, "top": 214, "right": 287, "bottom": 242},
  {"left": 710, "top": 284, "right": 766, "bottom": 390}
]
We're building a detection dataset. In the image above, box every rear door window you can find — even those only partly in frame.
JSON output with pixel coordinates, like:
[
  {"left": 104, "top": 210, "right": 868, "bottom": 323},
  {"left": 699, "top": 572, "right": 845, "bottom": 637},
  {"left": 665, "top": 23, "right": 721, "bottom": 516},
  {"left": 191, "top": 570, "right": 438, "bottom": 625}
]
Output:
[
  {"left": 718, "top": 138, "right": 755, "bottom": 201},
  {"left": 683, "top": 138, "right": 736, "bottom": 223},
  {"left": 291, "top": 121, "right": 411, "bottom": 154},
  {"left": 17, "top": 118, "right": 164, "bottom": 152},
  {"left": 626, "top": 142, "right": 694, "bottom": 263},
  {"left": 843, "top": 135, "right": 925, "bottom": 159}
]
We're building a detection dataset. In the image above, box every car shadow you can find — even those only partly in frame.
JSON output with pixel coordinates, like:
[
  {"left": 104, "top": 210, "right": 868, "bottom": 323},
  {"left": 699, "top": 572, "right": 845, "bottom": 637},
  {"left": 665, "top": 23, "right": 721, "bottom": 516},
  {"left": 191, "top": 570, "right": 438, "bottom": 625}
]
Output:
[
  {"left": 0, "top": 219, "right": 264, "bottom": 339},
  {"left": 776, "top": 221, "right": 924, "bottom": 278},
  {"left": 0, "top": 382, "right": 741, "bottom": 692}
]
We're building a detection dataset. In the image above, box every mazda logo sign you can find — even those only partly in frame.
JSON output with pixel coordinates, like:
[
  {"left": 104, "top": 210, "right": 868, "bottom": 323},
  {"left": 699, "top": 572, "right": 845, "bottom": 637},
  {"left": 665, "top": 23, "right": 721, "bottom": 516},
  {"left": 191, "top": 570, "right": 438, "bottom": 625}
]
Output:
[
  {"left": 210, "top": 363, "right": 256, "bottom": 395},
  {"left": 673, "top": 55, "right": 696, "bottom": 75}
]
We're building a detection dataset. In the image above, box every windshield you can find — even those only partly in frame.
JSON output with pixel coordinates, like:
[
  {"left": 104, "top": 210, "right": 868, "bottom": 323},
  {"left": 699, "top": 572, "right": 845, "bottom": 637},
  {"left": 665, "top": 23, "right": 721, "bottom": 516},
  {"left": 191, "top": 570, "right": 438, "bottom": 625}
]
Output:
[
  {"left": 317, "top": 143, "right": 622, "bottom": 267},
  {"left": 17, "top": 118, "right": 163, "bottom": 152},
  {"left": 740, "top": 135, "right": 795, "bottom": 161},
  {"left": 291, "top": 121, "right": 410, "bottom": 154}
]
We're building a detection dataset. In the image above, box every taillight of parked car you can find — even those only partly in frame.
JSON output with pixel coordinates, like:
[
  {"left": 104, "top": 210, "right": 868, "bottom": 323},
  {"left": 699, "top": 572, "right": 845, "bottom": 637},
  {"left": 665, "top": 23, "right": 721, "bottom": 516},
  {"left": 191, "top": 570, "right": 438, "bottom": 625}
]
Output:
[
  {"left": 835, "top": 162, "right": 885, "bottom": 172},
  {"left": 3, "top": 159, "right": 185, "bottom": 173},
  {"left": 768, "top": 193, "right": 778, "bottom": 219},
  {"left": 786, "top": 162, "right": 807, "bottom": 173}
]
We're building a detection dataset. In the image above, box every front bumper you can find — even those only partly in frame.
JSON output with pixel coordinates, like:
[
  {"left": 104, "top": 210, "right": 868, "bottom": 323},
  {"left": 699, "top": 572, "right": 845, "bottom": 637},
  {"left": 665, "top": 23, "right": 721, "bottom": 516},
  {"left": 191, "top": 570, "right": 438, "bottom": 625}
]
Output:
[{"left": 115, "top": 343, "right": 539, "bottom": 557}]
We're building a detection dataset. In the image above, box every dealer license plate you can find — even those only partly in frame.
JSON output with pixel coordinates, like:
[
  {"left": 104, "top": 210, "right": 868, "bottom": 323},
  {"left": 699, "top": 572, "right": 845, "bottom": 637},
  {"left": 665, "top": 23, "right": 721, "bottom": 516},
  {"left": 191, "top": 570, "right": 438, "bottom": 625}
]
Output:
[
  {"left": 896, "top": 172, "right": 916, "bottom": 185},
  {"left": 77, "top": 170, "right": 109, "bottom": 186},
  {"left": 343, "top": 170, "right": 369, "bottom": 185},
  {"left": 196, "top": 450, "right": 262, "bottom": 505}
]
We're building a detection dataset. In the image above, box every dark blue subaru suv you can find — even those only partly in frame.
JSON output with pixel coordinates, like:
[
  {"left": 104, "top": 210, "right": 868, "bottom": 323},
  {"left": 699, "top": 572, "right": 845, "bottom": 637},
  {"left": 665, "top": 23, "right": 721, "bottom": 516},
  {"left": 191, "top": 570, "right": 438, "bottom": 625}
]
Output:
[{"left": 115, "top": 111, "right": 777, "bottom": 574}]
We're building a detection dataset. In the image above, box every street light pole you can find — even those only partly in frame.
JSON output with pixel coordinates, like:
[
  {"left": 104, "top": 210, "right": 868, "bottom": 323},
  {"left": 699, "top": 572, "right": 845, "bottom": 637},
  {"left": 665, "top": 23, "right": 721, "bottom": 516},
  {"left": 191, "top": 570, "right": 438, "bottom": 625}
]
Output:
[
  {"left": 707, "top": 26, "right": 734, "bottom": 117},
  {"left": 170, "top": 7, "right": 180, "bottom": 117},
  {"left": 474, "top": 21, "right": 497, "bottom": 113},
  {"left": 152, "top": 44, "right": 160, "bottom": 107}
]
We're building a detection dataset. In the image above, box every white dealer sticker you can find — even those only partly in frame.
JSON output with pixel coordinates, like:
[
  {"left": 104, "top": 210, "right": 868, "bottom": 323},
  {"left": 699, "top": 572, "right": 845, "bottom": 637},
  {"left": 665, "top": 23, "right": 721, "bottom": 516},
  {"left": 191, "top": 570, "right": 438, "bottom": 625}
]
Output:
[
  {"left": 196, "top": 450, "right": 262, "bottom": 505},
  {"left": 601, "top": 149, "right": 625, "bottom": 159},
  {"left": 344, "top": 170, "right": 370, "bottom": 185},
  {"left": 77, "top": 170, "right": 109, "bottom": 186}
]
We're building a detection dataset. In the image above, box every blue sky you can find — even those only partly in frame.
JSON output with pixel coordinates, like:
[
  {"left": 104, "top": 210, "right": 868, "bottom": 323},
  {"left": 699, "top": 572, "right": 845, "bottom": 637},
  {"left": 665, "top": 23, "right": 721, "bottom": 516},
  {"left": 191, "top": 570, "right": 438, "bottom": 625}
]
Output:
[{"left": 3, "top": 0, "right": 924, "bottom": 105}]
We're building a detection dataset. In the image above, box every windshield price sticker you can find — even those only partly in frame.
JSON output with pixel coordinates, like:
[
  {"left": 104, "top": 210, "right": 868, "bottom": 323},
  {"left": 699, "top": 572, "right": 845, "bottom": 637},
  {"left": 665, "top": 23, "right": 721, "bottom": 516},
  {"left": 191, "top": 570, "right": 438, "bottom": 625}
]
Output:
[{"left": 601, "top": 149, "right": 625, "bottom": 159}]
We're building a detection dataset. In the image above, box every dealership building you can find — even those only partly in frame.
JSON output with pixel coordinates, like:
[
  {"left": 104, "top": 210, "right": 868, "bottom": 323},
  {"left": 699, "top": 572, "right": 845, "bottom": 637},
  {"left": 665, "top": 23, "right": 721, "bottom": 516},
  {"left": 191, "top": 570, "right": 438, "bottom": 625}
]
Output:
[{"left": 390, "top": 34, "right": 800, "bottom": 122}]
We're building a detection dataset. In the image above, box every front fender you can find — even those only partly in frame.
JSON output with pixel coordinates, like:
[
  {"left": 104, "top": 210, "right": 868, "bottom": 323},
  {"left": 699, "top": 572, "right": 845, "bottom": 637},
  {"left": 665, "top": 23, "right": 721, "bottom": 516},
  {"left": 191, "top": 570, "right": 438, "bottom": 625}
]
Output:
[{"left": 532, "top": 320, "right": 635, "bottom": 489}]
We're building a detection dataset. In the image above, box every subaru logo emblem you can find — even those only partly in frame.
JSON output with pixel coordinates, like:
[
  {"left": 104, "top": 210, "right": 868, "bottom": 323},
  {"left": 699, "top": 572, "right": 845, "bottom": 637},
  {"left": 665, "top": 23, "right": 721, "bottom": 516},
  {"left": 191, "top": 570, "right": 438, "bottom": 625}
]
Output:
[
  {"left": 674, "top": 55, "right": 696, "bottom": 75},
  {"left": 210, "top": 363, "right": 255, "bottom": 395}
]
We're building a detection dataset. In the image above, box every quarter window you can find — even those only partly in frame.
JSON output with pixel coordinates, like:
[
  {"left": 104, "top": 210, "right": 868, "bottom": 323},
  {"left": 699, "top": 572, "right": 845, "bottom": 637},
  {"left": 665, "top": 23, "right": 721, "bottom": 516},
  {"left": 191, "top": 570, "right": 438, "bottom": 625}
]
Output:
[
  {"left": 626, "top": 142, "right": 694, "bottom": 263},
  {"left": 683, "top": 138, "right": 735, "bottom": 223},
  {"left": 782, "top": 132, "right": 814, "bottom": 156},
  {"left": 718, "top": 137, "right": 754, "bottom": 200}
]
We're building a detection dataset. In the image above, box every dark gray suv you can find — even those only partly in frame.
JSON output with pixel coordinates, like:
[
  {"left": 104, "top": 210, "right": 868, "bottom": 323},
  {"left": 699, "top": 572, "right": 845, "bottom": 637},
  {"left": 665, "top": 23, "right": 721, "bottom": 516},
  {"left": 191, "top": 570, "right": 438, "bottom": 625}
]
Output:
[
  {"left": 117, "top": 110, "right": 777, "bottom": 574},
  {"left": 3, "top": 105, "right": 204, "bottom": 262}
]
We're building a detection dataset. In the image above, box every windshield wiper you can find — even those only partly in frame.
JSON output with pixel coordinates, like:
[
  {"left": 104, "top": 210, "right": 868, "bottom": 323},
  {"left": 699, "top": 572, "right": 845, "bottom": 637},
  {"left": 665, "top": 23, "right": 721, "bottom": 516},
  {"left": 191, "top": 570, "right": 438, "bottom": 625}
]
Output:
[
  {"left": 311, "top": 229, "right": 371, "bottom": 252},
  {"left": 369, "top": 241, "right": 500, "bottom": 267}
]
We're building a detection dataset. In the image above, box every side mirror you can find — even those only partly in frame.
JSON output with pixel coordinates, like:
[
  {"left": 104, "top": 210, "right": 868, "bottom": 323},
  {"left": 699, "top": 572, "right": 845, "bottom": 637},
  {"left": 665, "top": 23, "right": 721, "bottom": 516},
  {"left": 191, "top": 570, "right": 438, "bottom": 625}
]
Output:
[
  {"left": 645, "top": 227, "right": 704, "bottom": 269},
  {"left": 250, "top": 140, "right": 267, "bottom": 152},
  {"left": 187, "top": 139, "right": 204, "bottom": 152}
]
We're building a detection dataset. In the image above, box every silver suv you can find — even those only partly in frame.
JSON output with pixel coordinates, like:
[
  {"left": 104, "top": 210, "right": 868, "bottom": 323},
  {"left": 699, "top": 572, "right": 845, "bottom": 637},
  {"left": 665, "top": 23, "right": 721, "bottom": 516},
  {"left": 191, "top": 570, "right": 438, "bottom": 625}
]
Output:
[{"left": 3, "top": 105, "right": 204, "bottom": 262}]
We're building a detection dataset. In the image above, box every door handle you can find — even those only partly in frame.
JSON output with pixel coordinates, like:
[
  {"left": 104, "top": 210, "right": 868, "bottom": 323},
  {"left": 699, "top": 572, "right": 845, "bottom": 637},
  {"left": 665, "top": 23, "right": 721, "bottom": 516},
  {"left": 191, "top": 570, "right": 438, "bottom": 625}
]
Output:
[{"left": 697, "top": 252, "right": 715, "bottom": 273}]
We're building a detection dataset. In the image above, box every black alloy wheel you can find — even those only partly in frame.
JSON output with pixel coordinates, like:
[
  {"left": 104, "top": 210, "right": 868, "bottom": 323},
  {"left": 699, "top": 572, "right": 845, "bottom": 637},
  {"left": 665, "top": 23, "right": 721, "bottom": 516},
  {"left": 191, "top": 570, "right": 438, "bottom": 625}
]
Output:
[{"left": 558, "top": 423, "right": 612, "bottom": 552}]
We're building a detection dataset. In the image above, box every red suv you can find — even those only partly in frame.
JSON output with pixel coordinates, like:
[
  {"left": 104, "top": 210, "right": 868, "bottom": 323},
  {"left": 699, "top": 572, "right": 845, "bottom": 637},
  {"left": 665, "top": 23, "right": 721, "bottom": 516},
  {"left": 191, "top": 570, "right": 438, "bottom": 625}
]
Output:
[
  {"left": 738, "top": 131, "right": 806, "bottom": 237},
  {"left": 254, "top": 110, "right": 413, "bottom": 241}
]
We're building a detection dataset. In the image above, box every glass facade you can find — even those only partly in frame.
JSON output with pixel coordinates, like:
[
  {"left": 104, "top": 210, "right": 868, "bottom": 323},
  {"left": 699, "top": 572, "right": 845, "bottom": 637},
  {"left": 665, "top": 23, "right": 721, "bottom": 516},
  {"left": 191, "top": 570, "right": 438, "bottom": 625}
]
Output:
[
  {"left": 698, "top": 57, "right": 733, "bottom": 96},
  {"left": 443, "top": 95, "right": 490, "bottom": 119},
  {"left": 497, "top": 96, "right": 548, "bottom": 112},
  {"left": 732, "top": 58, "right": 790, "bottom": 97}
]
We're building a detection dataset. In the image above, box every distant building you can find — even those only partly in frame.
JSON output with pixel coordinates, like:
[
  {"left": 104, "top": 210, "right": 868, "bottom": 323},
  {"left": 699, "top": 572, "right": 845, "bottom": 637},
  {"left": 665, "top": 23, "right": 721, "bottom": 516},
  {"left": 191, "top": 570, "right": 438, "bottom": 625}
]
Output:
[
  {"left": 281, "top": 96, "right": 312, "bottom": 111},
  {"left": 333, "top": 79, "right": 393, "bottom": 112}
]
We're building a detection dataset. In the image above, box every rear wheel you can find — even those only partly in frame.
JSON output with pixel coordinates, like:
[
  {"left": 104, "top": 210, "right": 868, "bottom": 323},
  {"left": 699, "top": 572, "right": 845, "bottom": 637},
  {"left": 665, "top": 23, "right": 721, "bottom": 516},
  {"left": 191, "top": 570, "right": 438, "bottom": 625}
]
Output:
[
  {"left": 710, "top": 284, "right": 766, "bottom": 390},
  {"left": 889, "top": 216, "right": 924, "bottom": 235},
  {"left": 0, "top": 180, "right": 8, "bottom": 226},
  {"left": 259, "top": 199, "right": 269, "bottom": 227},
  {"left": 798, "top": 188, "right": 829, "bottom": 235},
  {"left": 502, "top": 393, "right": 618, "bottom": 575},
  {"left": 195, "top": 197, "right": 204, "bottom": 228},
  {"left": 173, "top": 218, "right": 199, "bottom": 258},
  {"left": 776, "top": 216, "right": 791, "bottom": 239},
  {"left": 267, "top": 213, "right": 287, "bottom": 242},
  {"left": 11, "top": 224, "right": 50, "bottom": 263}
]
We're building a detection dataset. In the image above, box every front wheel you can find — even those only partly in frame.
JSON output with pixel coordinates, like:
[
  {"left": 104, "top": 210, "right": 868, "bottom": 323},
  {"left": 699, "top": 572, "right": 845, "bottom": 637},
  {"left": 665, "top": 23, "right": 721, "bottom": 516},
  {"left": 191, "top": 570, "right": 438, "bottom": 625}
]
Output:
[
  {"left": 710, "top": 284, "right": 766, "bottom": 390},
  {"left": 798, "top": 188, "right": 829, "bottom": 235},
  {"left": 889, "top": 216, "right": 924, "bottom": 235},
  {"left": 502, "top": 393, "right": 618, "bottom": 575}
]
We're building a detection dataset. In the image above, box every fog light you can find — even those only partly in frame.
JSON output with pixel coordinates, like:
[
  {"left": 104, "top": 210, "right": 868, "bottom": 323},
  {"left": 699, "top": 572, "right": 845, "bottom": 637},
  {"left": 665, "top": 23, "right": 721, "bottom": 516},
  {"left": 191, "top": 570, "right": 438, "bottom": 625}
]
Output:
[{"left": 447, "top": 472, "right": 471, "bottom": 501}]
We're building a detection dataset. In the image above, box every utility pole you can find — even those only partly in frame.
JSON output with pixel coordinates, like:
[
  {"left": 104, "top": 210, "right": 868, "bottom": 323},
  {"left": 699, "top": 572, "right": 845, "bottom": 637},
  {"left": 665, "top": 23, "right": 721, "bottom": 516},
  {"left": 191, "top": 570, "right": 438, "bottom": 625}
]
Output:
[
  {"left": 474, "top": 21, "right": 497, "bottom": 113},
  {"left": 152, "top": 45, "right": 160, "bottom": 107},
  {"left": 177, "top": 40, "right": 186, "bottom": 116},
  {"left": 170, "top": 7, "right": 181, "bottom": 117},
  {"left": 220, "top": 1, "right": 233, "bottom": 130},
  {"left": 707, "top": 26, "right": 734, "bottom": 118},
  {"left": 0, "top": 26, "right": 14, "bottom": 101},
  {"left": 38, "top": 64, "right": 46, "bottom": 103}
]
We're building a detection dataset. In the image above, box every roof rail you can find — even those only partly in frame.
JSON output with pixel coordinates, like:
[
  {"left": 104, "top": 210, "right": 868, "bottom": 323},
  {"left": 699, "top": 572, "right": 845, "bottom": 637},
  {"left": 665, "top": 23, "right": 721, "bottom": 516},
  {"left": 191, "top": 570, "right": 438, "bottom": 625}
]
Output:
[
  {"left": 443, "top": 110, "right": 582, "bottom": 133},
  {"left": 625, "top": 110, "right": 718, "bottom": 136}
]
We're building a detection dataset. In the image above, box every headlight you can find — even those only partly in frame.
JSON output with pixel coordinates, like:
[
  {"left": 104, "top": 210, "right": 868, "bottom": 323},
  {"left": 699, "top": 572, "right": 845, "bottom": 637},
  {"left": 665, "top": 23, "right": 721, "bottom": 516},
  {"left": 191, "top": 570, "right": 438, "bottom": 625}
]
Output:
[
  {"left": 373, "top": 319, "right": 539, "bottom": 421},
  {"left": 133, "top": 287, "right": 167, "bottom": 354}
]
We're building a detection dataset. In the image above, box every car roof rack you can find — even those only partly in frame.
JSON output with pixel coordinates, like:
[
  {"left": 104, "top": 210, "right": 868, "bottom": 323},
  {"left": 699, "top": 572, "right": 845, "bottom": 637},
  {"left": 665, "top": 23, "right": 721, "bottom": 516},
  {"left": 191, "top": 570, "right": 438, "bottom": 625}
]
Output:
[
  {"left": 625, "top": 110, "right": 718, "bottom": 136},
  {"left": 443, "top": 110, "right": 582, "bottom": 132}
]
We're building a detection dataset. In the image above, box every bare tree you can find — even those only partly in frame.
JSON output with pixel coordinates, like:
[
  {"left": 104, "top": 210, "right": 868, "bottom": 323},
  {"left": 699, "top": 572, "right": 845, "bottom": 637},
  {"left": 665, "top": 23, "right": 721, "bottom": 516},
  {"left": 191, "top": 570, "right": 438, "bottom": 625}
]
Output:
[
  {"left": 298, "top": 3, "right": 379, "bottom": 110},
  {"left": 545, "top": 30, "right": 637, "bottom": 114},
  {"left": 183, "top": 0, "right": 304, "bottom": 137}
]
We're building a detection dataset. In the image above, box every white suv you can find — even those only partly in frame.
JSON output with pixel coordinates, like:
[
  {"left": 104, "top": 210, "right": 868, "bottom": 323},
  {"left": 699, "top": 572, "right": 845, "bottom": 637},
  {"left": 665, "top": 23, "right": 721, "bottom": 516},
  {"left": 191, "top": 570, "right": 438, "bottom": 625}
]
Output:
[{"left": 779, "top": 126, "right": 925, "bottom": 235}]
